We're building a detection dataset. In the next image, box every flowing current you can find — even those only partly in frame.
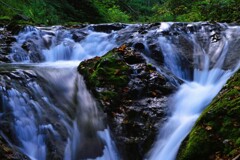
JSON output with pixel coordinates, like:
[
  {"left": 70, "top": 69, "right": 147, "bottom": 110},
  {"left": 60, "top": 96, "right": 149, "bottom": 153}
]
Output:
[{"left": 0, "top": 23, "right": 239, "bottom": 160}]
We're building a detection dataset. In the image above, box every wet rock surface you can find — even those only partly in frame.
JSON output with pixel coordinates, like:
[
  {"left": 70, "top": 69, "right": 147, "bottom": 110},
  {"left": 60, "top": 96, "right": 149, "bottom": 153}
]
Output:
[{"left": 78, "top": 45, "right": 179, "bottom": 159}]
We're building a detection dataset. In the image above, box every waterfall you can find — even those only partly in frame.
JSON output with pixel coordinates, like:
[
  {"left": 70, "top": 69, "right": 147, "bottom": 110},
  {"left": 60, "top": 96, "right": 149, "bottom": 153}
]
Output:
[
  {"left": 0, "top": 23, "right": 239, "bottom": 160},
  {"left": 148, "top": 24, "right": 240, "bottom": 160}
]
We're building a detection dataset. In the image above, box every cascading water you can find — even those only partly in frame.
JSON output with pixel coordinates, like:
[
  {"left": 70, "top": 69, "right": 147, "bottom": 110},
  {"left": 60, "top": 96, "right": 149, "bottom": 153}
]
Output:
[
  {"left": 148, "top": 24, "right": 240, "bottom": 160},
  {"left": 0, "top": 22, "right": 239, "bottom": 160},
  {"left": 42, "top": 31, "right": 117, "bottom": 62}
]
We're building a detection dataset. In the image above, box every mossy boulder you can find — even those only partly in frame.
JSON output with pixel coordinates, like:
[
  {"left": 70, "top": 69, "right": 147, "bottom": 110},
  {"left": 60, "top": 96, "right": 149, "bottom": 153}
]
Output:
[
  {"left": 178, "top": 69, "right": 240, "bottom": 160},
  {"left": 78, "top": 45, "right": 179, "bottom": 160}
]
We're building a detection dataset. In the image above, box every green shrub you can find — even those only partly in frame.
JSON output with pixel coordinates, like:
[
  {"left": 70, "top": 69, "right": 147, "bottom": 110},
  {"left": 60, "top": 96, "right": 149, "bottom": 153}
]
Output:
[{"left": 107, "top": 5, "right": 130, "bottom": 22}]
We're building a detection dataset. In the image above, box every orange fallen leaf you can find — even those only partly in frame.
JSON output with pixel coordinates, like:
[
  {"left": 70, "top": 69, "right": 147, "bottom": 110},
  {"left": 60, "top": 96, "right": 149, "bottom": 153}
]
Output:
[{"left": 118, "top": 44, "right": 127, "bottom": 52}]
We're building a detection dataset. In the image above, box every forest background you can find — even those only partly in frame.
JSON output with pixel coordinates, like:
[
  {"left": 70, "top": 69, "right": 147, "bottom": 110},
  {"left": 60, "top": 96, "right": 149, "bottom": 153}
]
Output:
[{"left": 0, "top": 0, "right": 240, "bottom": 25}]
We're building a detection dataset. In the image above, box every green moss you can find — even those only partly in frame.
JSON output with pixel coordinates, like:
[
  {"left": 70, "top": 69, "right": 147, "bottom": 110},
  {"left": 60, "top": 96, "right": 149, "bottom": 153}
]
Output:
[
  {"left": 80, "top": 50, "right": 130, "bottom": 88},
  {"left": 178, "top": 70, "right": 240, "bottom": 160},
  {"left": 236, "top": 138, "right": 240, "bottom": 146},
  {"left": 78, "top": 49, "right": 130, "bottom": 105},
  {"left": 89, "top": 51, "right": 129, "bottom": 87}
]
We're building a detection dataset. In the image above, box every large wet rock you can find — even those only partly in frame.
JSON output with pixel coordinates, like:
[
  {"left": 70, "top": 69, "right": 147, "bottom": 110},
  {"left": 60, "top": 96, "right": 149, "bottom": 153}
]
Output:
[
  {"left": 78, "top": 45, "right": 180, "bottom": 159},
  {"left": 177, "top": 69, "right": 240, "bottom": 160}
]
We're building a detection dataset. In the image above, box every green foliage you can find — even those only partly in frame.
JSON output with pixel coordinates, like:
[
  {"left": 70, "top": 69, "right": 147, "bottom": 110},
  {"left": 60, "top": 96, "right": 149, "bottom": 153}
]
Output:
[
  {"left": 0, "top": 0, "right": 104, "bottom": 25},
  {"left": 23, "top": 0, "right": 60, "bottom": 24},
  {"left": 91, "top": 0, "right": 129, "bottom": 23},
  {"left": 151, "top": 0, "right": 240, "bottom": 22},
  {"left": 107, "top": 5, "right": 130, "bottom": 22},
  {"left": 0, "top": 0, "right": 60, "bottom": 25},
  {"left": 176, "top": 6, "right": 203, "bottom": 22},
  {"left": 0, "top": 0, "right": 240, "bottom": 24},
  {"left": 150, "top": 4, "right": 174, "bottom": 22}
]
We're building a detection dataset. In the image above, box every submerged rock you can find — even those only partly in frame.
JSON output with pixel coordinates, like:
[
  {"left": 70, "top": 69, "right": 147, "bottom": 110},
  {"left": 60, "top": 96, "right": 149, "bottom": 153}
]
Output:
[
  {"left": 178, "top": 69, "right": 240, "bottom": 160},
  {"left": 78, "top": 45, "right": 179, "bottom": 159}
]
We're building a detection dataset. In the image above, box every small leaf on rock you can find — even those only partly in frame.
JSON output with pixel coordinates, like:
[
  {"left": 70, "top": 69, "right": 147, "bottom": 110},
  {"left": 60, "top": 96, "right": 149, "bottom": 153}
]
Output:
[
  {"left": 3, "top": 146, "right": 11, "bottom": 153},
  {"left": 152, "top": 91, "right": 157, "bottom": 96},
  {"left": 114, "top": 69, "right": 120, "bottom": 75},
  {"left": 123, "top": 87, "right": 129, "bottom": 93},
  {"left": 94, "top": 56, "right": 101, "bottom": 61},
  {"left": 89, "top": 68, "right": 94, "bottom": 74},
  {"left": 234, "top": 86, "right": 240, "bottom": 90},
  {"left": 205, "top": 126, "right": 212, "bottom": 131},
  {"left": 234, "top": 123, "right": 239, "bottom": 127}
]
